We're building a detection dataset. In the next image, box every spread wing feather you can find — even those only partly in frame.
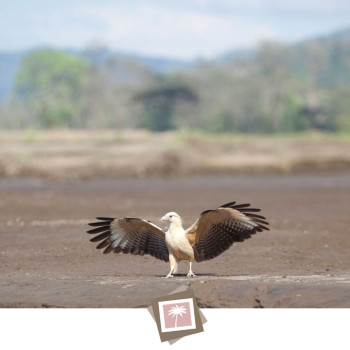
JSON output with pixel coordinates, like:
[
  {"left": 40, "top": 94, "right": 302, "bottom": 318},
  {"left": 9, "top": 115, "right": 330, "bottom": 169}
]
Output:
[
  {"left": 185, "top": 202, "right": 269, "bottom": 262},
  {"left": 87, "top": 217, "right": 169, "bottom": 262}
]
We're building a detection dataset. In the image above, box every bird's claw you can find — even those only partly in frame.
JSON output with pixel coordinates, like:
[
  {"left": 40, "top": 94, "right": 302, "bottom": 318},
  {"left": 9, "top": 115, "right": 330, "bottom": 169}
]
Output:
[{"left": 187, "top": 272, "right": 196, "bottom": 277}]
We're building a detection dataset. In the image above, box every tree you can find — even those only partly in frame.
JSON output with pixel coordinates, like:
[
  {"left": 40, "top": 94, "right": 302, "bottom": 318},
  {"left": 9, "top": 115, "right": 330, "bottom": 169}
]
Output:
[
  {"left": 168, "top": 305, "right": 187, "bottom": 328},
  {"left": 134, "top": 82, "right": 198, "bottom": 131},
  {"left": 15, "top": 49, "right": 88, "bottom": 128}
]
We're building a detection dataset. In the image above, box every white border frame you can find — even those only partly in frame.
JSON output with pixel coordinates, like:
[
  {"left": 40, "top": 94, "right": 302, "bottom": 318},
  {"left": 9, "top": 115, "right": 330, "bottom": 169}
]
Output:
[{"left": 158, "top": 298, "right": 196, "bottom": 333}]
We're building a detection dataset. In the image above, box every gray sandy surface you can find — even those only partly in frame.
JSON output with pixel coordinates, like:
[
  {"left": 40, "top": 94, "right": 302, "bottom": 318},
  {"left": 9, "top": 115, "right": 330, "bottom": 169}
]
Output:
[{"left": 1, "top": 174, "right": 349, "bottom": 308}]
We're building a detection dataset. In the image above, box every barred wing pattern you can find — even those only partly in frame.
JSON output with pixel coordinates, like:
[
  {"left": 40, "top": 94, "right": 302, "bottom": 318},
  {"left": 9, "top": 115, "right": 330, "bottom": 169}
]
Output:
[
  {"left": 186, "top": 202, "right": 269, "bottom": 262},
  {"left": 87, "top": 217, "right": 169, "bottom": 262}
]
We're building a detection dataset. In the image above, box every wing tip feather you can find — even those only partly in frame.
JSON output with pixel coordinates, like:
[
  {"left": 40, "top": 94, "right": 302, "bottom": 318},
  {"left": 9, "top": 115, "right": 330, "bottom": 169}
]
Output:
[{"left": 96, "top": 217, "right": 115, "bottom": 221}]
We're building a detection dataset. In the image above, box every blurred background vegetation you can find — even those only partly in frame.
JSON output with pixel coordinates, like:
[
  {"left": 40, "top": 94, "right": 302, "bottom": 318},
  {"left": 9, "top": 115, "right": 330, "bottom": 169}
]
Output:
[{"left": 1, "top": 28, "right": 349, "bottom": 134}]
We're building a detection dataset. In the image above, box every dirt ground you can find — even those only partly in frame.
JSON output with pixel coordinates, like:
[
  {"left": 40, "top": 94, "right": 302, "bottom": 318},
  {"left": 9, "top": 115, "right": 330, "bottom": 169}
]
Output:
[
  {"left": 1, "top": 130, "right": 350, "bottom": 179},
  {"left": 1, "top": 173, "right": 349, "bottom": 308}
]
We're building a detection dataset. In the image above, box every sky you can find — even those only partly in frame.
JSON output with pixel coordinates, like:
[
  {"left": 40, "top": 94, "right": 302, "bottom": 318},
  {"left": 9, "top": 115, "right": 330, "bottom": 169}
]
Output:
[{"left": 1, "top": 0, "right": 350, "bottom": 60}]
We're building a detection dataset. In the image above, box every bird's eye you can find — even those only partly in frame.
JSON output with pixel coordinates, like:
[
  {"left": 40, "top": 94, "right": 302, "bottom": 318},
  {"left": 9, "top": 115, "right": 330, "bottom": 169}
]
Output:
[{"left": 170, "top": 215, "right": 173, "bottom": 218}]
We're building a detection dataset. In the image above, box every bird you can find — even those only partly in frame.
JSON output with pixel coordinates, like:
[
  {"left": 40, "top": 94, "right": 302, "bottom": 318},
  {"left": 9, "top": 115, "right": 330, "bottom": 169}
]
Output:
[{"left": 87, "top": 201, "right": 269, "bottom": 278}]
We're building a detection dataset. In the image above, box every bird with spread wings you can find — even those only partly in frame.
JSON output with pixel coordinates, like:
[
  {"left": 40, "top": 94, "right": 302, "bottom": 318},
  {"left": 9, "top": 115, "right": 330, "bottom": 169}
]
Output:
[{"left": 87, "top": 201, "right": 269, "bottom": 278}]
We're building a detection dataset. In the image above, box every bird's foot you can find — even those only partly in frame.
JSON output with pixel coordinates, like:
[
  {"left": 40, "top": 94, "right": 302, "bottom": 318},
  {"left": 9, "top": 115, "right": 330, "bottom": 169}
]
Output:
[
  {"left": 187, "top": 271, "right": 196, "bottom": 277},
  {"left": 162, "top": 274, "right": 174, "bottom": 279}
]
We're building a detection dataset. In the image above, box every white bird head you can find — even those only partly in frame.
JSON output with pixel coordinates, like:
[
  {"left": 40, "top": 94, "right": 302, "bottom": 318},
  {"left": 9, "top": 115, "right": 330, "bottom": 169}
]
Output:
[{"left": 161, "top": 212, "right": 181, "bottom": 224}]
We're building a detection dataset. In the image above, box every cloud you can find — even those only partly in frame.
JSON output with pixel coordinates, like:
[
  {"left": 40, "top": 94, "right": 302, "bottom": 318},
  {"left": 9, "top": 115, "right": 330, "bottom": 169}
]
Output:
[
  {"left": 187, "top": 0, "right": 350, "bottom": 14},
  {"left": 0, "top": 0, "right": 349, "bottom": 58},
  {"left": 32, "top": 2, "right": 276, "bottom": 59}
]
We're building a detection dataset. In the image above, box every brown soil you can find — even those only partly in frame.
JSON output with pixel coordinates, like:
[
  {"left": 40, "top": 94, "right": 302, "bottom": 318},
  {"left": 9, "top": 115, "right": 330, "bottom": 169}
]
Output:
[
  {"left": 1, "top": 174, "right": 349, "bottom": 308},
  {"left": 1, "top": 130, "right": 350, "bottom": 179}
]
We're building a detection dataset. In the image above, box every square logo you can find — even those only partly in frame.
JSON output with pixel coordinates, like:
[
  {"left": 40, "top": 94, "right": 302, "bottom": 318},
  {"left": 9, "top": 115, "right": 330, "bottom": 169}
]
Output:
[
  {"left": 150, "top": 288, "right": 205, "bottom": 343},
  {"left": 158, "top": 298, "right": 196, "bottom": 333}
]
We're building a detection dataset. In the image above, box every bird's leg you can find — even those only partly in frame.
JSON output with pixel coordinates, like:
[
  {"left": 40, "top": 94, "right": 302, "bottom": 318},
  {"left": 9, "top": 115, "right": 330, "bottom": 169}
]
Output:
[
  {"left": 162, "top": 254, "right": 178, "bottom": 278},
  {"left": 163, "top": 265, "right": 175, "bottom": 278},
  {"left": 187, "top": 262, "right": 196, "bottom": 277}
]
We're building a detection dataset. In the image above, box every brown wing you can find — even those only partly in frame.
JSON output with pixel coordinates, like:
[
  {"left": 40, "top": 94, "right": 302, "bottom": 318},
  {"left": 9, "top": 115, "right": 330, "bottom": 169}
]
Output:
[
  {"left": 185, "top": 202, "right": 269, "bottom": 262},
  {"left": 87, "top": 217, "right": 169, "bottom": 262}
]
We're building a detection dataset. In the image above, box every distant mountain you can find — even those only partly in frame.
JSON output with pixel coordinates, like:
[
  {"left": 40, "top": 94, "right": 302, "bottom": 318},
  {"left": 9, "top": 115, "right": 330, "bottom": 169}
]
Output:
[
  {"left": 77, "top": 46, "right": 195, "bottom": 73},
  {"left": 0, "top": 27, "right": 349, "bottom": 101},
  {"left": 0, "top": 48, "right": 195, "bottom": 101},
  {"left": 0, "top": 51, "right": 23, "bottom": 101},
  {"left": 290, "top": 27, "right": 350, "bottom": 87},
  {"left": 216, "top": 48, "right": 255, "bottom": 63},
  {"left": 316, "top": 27, "right": 350, "bottom": 42},
  {"left": 114, "top": 53, "right": 194, "bottom": 73}
]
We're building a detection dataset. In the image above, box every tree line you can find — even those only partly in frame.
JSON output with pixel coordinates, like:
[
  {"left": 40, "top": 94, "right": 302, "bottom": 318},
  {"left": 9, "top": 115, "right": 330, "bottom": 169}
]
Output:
[{"left": 1, "top": 33, "right": 349, "bottom": 133}]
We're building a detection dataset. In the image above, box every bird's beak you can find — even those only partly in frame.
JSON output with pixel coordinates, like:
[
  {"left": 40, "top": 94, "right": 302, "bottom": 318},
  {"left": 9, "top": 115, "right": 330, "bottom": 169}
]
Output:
[{"left": 161, "top": 215, "right": 167, "bottom": 222}]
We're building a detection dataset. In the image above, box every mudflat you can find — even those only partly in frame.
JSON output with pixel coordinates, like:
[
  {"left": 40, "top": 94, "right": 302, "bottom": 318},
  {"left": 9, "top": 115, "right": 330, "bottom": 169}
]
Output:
[{"left": 1, "top": 174, "right": 349, "bottom": 308}]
